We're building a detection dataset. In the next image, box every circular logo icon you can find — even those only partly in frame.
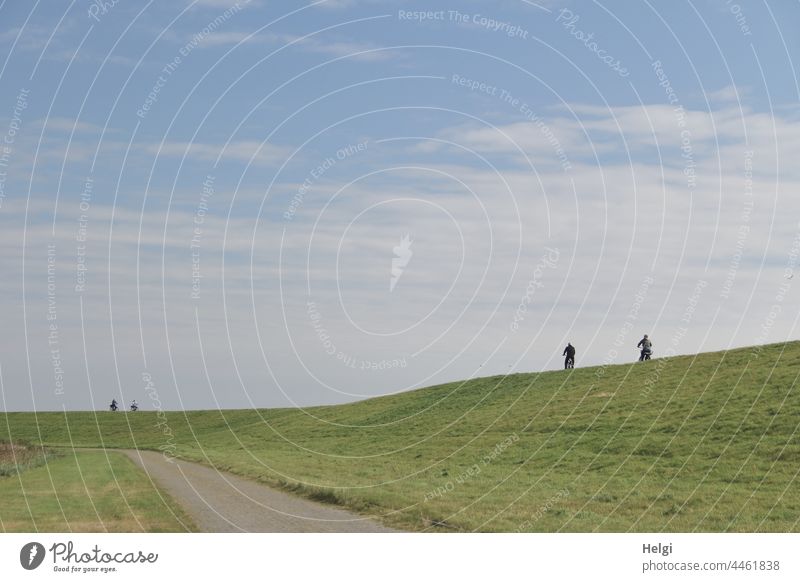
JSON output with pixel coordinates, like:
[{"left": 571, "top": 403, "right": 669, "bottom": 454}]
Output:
[{"left": 20, "top": 542, "right": 46, "bottom": 570}]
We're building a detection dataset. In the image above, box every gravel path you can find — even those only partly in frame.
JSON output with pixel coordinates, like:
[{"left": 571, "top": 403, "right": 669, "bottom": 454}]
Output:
[{"left": 122, "top": 449, "right": 397, "bottom": 533}]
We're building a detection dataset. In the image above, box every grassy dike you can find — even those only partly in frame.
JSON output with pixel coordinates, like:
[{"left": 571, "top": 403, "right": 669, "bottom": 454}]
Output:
[
  {"left": 0, "top": 449, "right": 196, "bottom": 532},
  {"left": 3, "top": 341, "right": 800, "bottom": 532}
]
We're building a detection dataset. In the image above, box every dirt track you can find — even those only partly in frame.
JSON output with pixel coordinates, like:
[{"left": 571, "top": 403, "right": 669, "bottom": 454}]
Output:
[{"left": 122, "top": 449, "right": 396, "bottom": 533}]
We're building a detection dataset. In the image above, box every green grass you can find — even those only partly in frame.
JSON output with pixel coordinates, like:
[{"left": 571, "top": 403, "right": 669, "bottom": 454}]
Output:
[
  {"left": 3, "top": 341, "right": 800, "bottom": 532},
  {"left": 0, "top": 450, "right": 196, "bottom": 532}
]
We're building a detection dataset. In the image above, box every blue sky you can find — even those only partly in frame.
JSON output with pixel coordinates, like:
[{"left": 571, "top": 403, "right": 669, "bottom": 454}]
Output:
[{"left": 1, "top": 0, "right": 799, "bottom": 411}]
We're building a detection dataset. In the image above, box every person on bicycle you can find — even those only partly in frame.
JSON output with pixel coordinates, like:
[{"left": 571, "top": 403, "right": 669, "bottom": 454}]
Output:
[
  {"left": 130, "top": 400, "right": 138, "bottom": 412},
  {"left": 110, "top": 399, "right": 118, "bottom": 412},
  {"left": 637, "top": 334, "right": 653, "bottom": 361},
  {"left": 563, "top": 343, "right": 576, "bottom": 369}
]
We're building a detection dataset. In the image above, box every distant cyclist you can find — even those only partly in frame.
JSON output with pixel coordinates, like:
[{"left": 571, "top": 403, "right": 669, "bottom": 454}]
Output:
[
  {"left": 637, "top": 335, "right": 653, "bottom": 361},
  {"left": 130, "top": 400, "right": 139, "bottom": 412},
  {"left": 109, "top": 399, "right": 118, "bottom": 412},
  {"left": 563, "top": 343, "right": 576, "bottom": 369}
]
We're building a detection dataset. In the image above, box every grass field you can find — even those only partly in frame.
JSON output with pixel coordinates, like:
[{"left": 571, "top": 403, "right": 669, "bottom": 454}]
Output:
[
  {"left": 0, "top": 448, "right": 196, "bottom": 532},
  {"left": 2, "top": 341, "right": 800, "bottom": 532}
]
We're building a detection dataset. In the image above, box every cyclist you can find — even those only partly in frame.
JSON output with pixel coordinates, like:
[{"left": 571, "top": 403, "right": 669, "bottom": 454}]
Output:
[
  {"left": 563, "top": 343, "right": 576, "bottom": 369},
  {"left": 637, "top": 334, "right": 653, "bottom": 361}
]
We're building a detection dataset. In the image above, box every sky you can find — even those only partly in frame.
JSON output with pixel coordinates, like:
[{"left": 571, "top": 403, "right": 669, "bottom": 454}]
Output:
[{"left": 1, "top": 0, "right": 799, "bottom": 411}]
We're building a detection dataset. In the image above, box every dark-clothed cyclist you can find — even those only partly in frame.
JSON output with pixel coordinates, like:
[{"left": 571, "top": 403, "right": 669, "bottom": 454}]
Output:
[
  {"left": 563, "top": 343, "right": 576, "bottom": 369},
  {"left": 637, "top": 335, "right": 653, "bottom": 361}
]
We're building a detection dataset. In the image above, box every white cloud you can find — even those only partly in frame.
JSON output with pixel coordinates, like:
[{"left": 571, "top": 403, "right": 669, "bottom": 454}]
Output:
[
  {"left": 144, "top": 140, "right": 293, "bottom": 165},
  {"left": 193, "top": 30, "right": 257, "bottom": 46},
  {"left": 0, "top": 25, "right": 57, "bottom": 51},
  {"left": 34, "top": 117, "right": 105, "bottom": 133},
  {"left": 297, "top": 38, "right": 396, "bottom": 62},
  {"left": 704, "top": 84, "right": 750, "bottom": 104},
  {"left": 187, "top": 27, "right": 398, "bottom": 61}
]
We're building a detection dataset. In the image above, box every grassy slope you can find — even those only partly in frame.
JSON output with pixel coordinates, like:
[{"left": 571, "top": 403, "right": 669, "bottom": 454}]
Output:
[
  {"left": 0, "top": 450, "right": 197, "bottom": 532},
  {"left": 3, "top": 341, "right": 800, "bottom": 532}
]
